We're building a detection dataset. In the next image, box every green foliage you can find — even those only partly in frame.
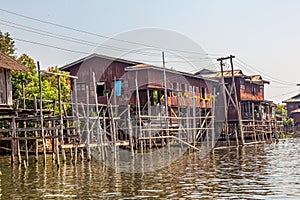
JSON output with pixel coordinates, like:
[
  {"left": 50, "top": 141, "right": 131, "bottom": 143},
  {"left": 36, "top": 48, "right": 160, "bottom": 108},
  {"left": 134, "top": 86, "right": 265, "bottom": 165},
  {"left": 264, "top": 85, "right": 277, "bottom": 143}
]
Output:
[
  {"left": 276, "top": 104, "right": 294, "bottom": 129},
  {"left": 0, "top": 31, "right": 71, "bottom": 113},
  {"left": 275, "top": 104, "right": 286, "bottom": 116},
  {"left": 11, "top": 54, "right": 38, "bottom": 100},
  {"left": 0, "top": 31, "right": 15, "bottom": 57}
]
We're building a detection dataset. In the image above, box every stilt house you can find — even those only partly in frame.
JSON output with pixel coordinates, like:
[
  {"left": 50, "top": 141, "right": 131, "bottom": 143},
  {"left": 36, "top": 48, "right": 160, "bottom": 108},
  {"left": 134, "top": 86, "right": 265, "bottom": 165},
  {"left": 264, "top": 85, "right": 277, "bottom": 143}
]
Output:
[{"left": 0, "top": 51, "right": 28, "bottom": 109}]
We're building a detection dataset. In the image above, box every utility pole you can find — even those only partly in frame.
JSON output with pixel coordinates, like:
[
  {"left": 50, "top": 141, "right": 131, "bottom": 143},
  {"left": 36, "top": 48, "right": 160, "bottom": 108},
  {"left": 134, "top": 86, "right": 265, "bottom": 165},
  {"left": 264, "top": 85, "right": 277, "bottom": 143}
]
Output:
[
  {"left": 217, "top": 55, "right": 245, "bottom": 146},
  {"left": 217, "top": 56, "right": 230, "bottom": 146},
  {"left": 229, "top": 56, "right": 245, "bottom": 146},
  {"left": 162, "top": 52, "right": 170, "bottom": 153}
]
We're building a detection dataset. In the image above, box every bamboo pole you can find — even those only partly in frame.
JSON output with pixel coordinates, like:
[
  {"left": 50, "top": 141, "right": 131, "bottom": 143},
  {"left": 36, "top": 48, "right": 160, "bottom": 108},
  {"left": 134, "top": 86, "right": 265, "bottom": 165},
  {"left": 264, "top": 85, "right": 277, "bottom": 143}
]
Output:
[
  {"left": 108, "top": 92, "right": 117, "bottom": 162},
  {"left": 162, "top": 52, "right": 170, "bottom": 154},
  {"left": 73, "top": 79, "right": 79, "bottom": 164},
  {"left": 135, "top": 72, "right": 143, "bottom": 153},
  {"left": 252, "top": 102, "right": 257, "bottom": 142},
  {"left": 22, "top": 84, "right": 29, "bottom": 163},
  {"left": 127, "top": 105, "right": 134, "bottom": 158},
  {"left": 37, "top": 62, "right": 47, "bottom": 164},
  {"left": 58, "top": 75, "right": 66, "bottom": 163},
  {"left": 86, "top": 85, "right": 91, "bottom": 162},
  {"left": 192, "top": 86, "right": 196, "bottom": 147},
  {"left": 147, "top": 89, "right": 152, "bottom": 149},
  {"left": 24, "top": 121, "right": 29, "bottom": 164},
  {"left": 51, "top": 99, "right": 56, "bottom": 161},
  {"left": 92, "top": 72, "right": 104, "bottom": 161},
  {"left": 103, "top": 109, "right": 107, "bottom": 159},
  {"left": 33, "top": 96, "right": 38, "bottom": 162},
  {"left": 211, "top": 88, "right": 216, "bottom": 148}
]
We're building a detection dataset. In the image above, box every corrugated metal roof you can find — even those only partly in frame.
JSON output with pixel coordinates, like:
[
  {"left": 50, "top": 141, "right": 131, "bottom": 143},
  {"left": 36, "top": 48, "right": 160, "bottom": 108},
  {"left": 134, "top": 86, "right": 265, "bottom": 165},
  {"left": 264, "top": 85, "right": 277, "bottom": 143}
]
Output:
[
  {"left": 291, "top": 108, "right": 300, "bottom": 114},
  {"left": 60, "top": 53, "right": 141, "bottom": 71},
  {"left": 250, "top": 75, "right": 270, "bottom": 84},
  {"left": 0, "top": 51, "right": 29, "bottom": 71},
  {"left": 283, "top": 93, "right": 300, "bottom": 103},
  {"left": 215, "top": 69, "right": 244, "bottom": 77}
]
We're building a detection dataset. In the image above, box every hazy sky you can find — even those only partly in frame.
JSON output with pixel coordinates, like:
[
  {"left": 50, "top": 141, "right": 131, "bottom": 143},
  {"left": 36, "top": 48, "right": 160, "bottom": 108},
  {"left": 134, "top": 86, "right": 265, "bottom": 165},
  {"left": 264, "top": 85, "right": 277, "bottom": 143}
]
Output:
[{"left": 1, "top": 0, "right": 300, "bottom": 103}]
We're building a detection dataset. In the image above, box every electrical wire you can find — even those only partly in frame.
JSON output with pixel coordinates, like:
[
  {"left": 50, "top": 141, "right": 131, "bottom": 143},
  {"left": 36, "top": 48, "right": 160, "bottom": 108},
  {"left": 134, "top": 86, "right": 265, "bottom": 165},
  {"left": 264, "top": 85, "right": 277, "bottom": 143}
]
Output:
[{"left": 0, "top": 8, "right": 225, "bottom": 57}]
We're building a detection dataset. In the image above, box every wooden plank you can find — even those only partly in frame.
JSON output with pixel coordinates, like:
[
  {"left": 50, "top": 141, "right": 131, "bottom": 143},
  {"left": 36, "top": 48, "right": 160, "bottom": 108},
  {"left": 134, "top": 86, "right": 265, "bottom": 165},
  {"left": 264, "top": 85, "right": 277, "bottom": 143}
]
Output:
[{"left": 60, "top": 141, "right": 130, "bottom": 149}]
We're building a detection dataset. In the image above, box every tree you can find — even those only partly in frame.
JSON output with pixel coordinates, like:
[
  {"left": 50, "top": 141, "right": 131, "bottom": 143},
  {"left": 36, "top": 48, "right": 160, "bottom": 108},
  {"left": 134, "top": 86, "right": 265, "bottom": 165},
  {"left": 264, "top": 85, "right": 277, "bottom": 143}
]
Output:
[
  {"left": 11, "top": 55, "right": 71, "bottom": 112},
  {"left": 0, "top": 31, "right": 15, "bottom": 57},
  {"left": 0, "top": 31, "right": 71, "bottom": 112},
  {"left": 276, "top": 104, "right": 294, "bottom": 132},
  {"left": 11, "top": 54, "right": 38, "bottom": 100}
]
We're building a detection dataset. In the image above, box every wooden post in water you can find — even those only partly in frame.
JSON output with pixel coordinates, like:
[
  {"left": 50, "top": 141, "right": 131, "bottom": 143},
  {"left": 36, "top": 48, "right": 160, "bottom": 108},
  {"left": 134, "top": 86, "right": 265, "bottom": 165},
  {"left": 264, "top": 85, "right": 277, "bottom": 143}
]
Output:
[
  {"left": 147, "top": 89, "right": 152, "bottom": 149},
  {"left": 37, "top": 62, "right": 47, "bottom": 164},
  {"left": 22, "top": 84, "right": 29, "bottom": 163},
  {"left": 162, "top": 52, "right": 170, "bottom": 154},
  {"left": 86, "top": 85, "right": 91, "bottom": 162},
  {"left": 51, "top": 99, "right": 56, "bottom": 161},
  {"left": 108, "top": 92, "right": 117, "bottom": 162},
  {"left": 103, "top": 109, "right": 107, "bottom": 159},
  {"left": 252, "top": 102, "right": 257, "bottom": 142},
  {"left": 73, "top": 79, "right": 79, "bottom": 164},
  {"left": 127, "top": 104, "right": 134, "bottom": 158},
  {"left": 135, "top": 72, "right": 143, "bottom": 153},
  {"left": 192, "top": 86, "right": 196, "bottom": 147},
  {"left": 211, "top": 88, "right": 216, "bottom": 148},
  {"left": 58, "top": 75, "right": 66, "bottom": 163},
  {"left": 93, "top": 72, "right": 104, "bottom": 161},
  {"left": 33, "top": 96, "right": 39, "bottom": 162}
]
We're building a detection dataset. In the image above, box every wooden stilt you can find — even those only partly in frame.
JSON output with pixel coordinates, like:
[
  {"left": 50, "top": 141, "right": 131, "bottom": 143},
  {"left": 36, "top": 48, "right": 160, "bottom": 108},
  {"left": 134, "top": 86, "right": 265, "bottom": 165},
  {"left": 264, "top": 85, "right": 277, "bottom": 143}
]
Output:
[
  {"left": 58, "top": 75, "right": 66, "bottom": 163},
  {"left": 92, "top": 72, "right": 104, "bottom": 162},
  {"left": 147, "top": 89, "right": 152, "bottom": 149},
  {"left": 37, "top": 62, "right": 47, "bottom": 164},
  {"left": 33, "top": 96, "right": 38, "bottom": 162},
  {"left": 127, "top": 105, "right": 134, "bottom": 158},
  {"left": 86, "top": 85, "right": 91, "bottom": 162}
]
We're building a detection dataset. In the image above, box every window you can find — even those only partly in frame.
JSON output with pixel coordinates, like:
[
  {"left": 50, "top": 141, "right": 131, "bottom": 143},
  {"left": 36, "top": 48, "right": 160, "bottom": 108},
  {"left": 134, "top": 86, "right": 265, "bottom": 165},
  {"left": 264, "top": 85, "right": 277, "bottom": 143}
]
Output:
[
  {"left": 181, "top": 83, "right": 185, "bottom": 93},
  {"left": 252, "top": 87, "right": 256, "bottom": 96},
  {"left": 173, "top": 82, "right": 177, "bottom": 96},
  {"left": 77, "top": 82, "right": 86, "bottom": 92},
  {"left": 114, "top": 80, "right": 122, "bottom": 97},
  {"left": 201, "top": 87, "right": 206, "bottom": 99},
  {"left": 96, "top": 81, "right": 105, "bottom": 96}
]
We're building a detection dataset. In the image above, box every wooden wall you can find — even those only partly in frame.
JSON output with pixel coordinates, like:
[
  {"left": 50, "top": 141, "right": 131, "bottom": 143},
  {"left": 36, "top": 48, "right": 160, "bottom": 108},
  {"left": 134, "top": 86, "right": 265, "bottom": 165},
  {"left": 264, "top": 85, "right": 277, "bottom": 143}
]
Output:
[{"left": 0, "top": 68, "right": 12, "bottom": 107}]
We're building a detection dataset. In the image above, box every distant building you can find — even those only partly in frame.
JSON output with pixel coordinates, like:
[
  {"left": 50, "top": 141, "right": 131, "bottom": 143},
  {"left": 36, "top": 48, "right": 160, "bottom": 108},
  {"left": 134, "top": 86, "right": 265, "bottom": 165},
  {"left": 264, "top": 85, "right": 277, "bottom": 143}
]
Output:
[
  {"left": 283, "top": 94, "right": 300, "bottom": 125},
  {"left": 0, "top": 51, "right": 28, "bottom": 109}
]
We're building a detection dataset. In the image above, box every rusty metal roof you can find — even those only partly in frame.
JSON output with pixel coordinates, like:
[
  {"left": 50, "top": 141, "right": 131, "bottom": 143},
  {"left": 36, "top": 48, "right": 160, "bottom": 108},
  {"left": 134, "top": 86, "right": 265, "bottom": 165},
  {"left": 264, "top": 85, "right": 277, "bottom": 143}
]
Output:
[
  {"left": 250, "top": 75, "right": 270, "bottom": 84},
  {"left": 215, "top": 69, "right": 244, "bottom": 77},
  {"left": 291, "top": 108, "right": 300, "bottom": 114},
  {"left": 0, "top": 51, "right": 29, "bottom": 71}
]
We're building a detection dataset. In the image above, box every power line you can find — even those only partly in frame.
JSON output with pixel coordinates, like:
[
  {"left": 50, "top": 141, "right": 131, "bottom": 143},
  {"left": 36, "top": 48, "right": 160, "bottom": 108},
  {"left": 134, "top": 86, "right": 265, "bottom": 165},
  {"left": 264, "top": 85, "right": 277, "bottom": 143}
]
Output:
[
  {"left": 267, "top": 89, "right": 299, "bottom": 99},
  {"left": 13, "top": 37, "right": 88, "bottom": 55},
  {"left": 236, "top": 58, "right": 296, "bottom": 86},
  {"left": 0, "top": 8, "right": 225, "bottom": 57},
  {"left": 0, "top": 18, "right": 221, "bottom": 62}
]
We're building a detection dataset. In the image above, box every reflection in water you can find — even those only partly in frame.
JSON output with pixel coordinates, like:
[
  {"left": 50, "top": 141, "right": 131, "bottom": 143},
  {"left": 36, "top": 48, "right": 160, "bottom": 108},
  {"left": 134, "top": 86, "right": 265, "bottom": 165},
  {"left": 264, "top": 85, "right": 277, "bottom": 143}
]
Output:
[{"left": 0, "top": 138, "right": 299, "bottom": 199}]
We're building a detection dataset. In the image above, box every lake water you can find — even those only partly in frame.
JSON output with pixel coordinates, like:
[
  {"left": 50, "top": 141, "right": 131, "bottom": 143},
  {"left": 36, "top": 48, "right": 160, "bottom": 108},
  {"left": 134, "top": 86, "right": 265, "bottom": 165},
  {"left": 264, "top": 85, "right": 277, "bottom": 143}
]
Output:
[{"left": 0, "top": 138, "right": 299, "bottom": 199}]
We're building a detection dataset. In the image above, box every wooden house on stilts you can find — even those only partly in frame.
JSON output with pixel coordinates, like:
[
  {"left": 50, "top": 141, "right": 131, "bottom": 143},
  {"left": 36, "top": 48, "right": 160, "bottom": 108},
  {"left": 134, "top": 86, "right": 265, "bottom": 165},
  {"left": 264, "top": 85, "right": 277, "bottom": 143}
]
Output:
[
  {"left": 0, "top": 52, "right": 28, "bottom": 112},
  {"left": 61, "top": 54, "right": 221, "bottom": 150},
  {"left": 198, "top": 68, "right": 284, "bottom": 145}
]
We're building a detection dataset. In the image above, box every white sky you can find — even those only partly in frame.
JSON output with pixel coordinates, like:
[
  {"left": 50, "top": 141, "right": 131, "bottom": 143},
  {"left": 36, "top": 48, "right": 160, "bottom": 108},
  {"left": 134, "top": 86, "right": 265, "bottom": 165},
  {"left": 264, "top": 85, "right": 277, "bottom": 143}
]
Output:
[{"left": 1, "top": 0, "right": 300, "bottom": 103}]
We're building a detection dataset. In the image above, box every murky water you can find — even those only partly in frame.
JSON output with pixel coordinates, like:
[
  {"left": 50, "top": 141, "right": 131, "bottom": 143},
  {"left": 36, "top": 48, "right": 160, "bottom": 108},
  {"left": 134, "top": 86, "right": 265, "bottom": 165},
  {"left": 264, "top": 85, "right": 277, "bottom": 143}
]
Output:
[{"left": 1, "top": 138, "right": 300, "bottom": 199}]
